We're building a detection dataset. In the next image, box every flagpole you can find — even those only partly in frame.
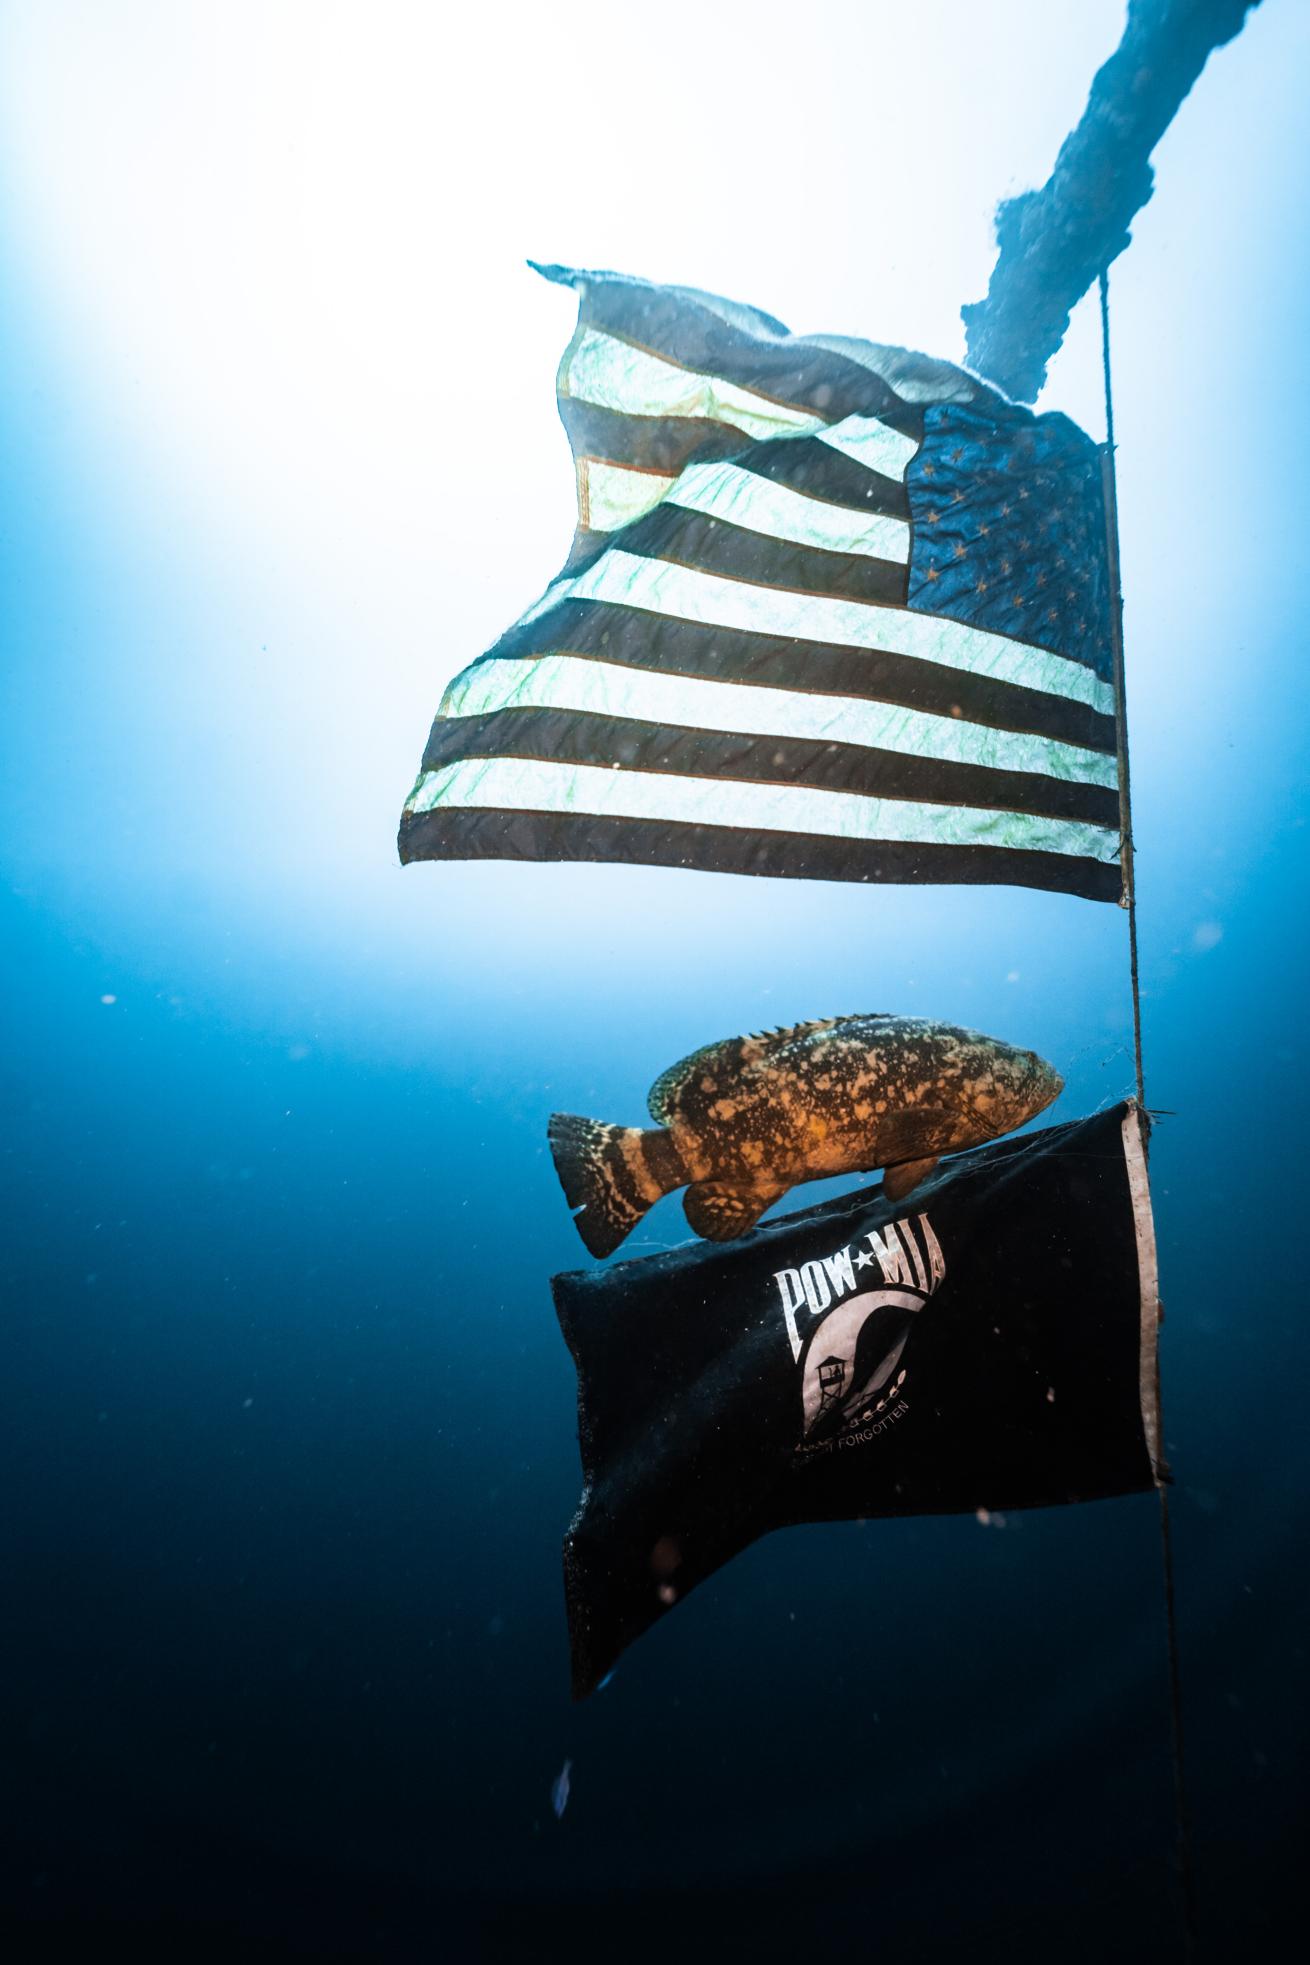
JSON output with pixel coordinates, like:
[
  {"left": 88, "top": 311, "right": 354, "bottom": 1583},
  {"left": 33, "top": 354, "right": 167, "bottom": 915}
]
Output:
[
  {"left": 1098, "top": 265, "right": 1198, "bottom": 1963},
  {"left": 1097, "top": 268, "right": 1145, "bottom": 1111}
]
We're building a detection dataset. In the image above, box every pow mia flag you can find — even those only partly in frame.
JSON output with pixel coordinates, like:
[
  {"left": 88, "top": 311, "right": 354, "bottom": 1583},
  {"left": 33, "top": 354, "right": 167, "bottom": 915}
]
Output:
[{"left": 552, "top": 1102, "right": 1162, "bottom": 1698}]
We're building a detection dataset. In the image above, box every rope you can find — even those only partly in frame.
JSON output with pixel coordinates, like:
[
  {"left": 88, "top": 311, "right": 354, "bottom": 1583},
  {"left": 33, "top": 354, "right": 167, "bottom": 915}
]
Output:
[{"left": 1098, "top": 266, "right": 1198, "bottom": 1962}]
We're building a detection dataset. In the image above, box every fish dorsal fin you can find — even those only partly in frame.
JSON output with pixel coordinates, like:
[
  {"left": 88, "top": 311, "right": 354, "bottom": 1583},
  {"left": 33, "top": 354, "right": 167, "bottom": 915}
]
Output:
[
  {"left": 646, "top": 1018, "right": 847, "bottom": 1126},
  {"left": 743, "top": 1013, "right": 899, "bottom": 1046},
  {"left": 743, "top": 1016, "right": 844, "bottom": 1046}
]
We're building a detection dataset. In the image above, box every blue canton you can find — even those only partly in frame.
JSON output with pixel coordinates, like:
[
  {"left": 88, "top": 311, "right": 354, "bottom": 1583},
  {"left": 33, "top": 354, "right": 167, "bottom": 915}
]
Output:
[{"left": 905, "top": 402, "right": 1112, "bottom": 683}]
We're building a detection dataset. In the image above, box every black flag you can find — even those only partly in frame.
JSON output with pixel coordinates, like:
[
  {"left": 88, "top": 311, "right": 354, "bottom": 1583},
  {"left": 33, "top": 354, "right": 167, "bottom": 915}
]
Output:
[{"left": 552, "top": 1102, "right": 1161, "bottom": 1697}]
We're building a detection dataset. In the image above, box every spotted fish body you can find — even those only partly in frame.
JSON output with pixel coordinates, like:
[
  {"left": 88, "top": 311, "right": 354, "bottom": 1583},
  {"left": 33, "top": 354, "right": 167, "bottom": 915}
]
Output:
[{"left": 549, "top": 1014, "right": 1063, "bottom": 1258}]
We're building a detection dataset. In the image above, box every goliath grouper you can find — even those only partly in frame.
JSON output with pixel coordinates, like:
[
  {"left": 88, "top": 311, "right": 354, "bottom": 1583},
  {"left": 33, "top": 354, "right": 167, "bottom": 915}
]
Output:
[{"left": 549, "top": 1015, "right": 1062, "bottom": 1257}]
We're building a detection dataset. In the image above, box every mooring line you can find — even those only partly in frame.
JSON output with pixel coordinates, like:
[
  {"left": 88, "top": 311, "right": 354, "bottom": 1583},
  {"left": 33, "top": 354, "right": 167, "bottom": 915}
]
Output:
[{"left": 1099, "top": 264, "right": 1198, "bottom": 1963}]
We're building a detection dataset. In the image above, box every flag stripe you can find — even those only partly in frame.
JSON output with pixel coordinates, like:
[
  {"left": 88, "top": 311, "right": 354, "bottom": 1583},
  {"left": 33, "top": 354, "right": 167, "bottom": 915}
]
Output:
[
  {"left": 578, "top": 451, "right": 912, "bottom": 553},
  {"left": 405, "top": 756, "right": 1119, "bottom": 862},
  {"left": 616, "top": 505, "right": 908, "bottom": 609},
  {"left": 562, "top": 327, "right": 831, "bottom": 442},
  {"left": 517, "top": 550, "right": 1115, "bottom": 711},
  {"left": 579, "top": 458, "right": 678, "bottom": 532},
  {"left": 559, "top": 399, "right": 750, "bottom": 476},
  {"left": 560, "top": 399, "right": 911, "bottom": 518},
  {"left": 665, "top": 458, "right": 911, "bottom": 560},
  {"left": 735, "top": 435, "right": 911, "bottom": 518},
  {"left": 547, "top": 267, "right": 918, "bottom": 426},
  {"left": 398, "top": 806, "right": 1123, "bottom": 901},
  {"left": 417, "top": 707, "right": 1121, "bottom": 828},
  {"left": 815, "top": 416, "right": 920, "bottom": 480},
  {"left": 491, "top": 601, "right": 1118, "bottom": 754},
  {"left": 437, "top": 653, "right": 1116, "bottom": 789}
]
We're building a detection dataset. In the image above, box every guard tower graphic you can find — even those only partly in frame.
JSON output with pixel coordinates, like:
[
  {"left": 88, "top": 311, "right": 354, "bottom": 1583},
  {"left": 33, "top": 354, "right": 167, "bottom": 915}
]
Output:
[{"left": 816, "top": 1356, "right": 846, "bottom": 1418}]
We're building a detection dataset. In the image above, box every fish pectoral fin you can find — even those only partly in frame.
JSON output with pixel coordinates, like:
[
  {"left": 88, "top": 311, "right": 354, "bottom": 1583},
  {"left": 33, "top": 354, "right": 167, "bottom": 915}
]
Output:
[
  {"left": 683, "top": 1181, "right": 781, "bottom": 1243},
  {"left": 881, "top": 1156, "right": 939, "bottom": 1203}
]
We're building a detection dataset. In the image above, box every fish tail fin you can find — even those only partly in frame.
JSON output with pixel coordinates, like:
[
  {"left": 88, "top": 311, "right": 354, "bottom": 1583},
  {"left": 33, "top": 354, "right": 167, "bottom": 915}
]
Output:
[{"left": 548, "top": 1114, "right": 684, "bottom": 1258}]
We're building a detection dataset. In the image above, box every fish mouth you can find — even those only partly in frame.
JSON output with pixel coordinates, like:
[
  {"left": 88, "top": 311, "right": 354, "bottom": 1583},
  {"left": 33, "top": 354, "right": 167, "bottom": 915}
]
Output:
[
  {"left": 968, "top": 1056, "right": 1062, "bottom": 1145},
  {"left": 1023, "top": 1050, "right": 1063, "bottom": 1112}
]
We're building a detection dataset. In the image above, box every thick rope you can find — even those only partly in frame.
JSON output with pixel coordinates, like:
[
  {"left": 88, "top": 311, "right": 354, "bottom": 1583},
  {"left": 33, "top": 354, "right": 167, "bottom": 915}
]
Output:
[{"left": 1098, "top": 266, "right": 1198, "bottom": 1961}]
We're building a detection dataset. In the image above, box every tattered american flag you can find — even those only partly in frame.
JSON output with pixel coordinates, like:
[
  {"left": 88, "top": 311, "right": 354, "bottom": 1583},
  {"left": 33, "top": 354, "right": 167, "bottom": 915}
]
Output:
[{"left": 399, "top": 264, "right": 1122, "bottom": 901}]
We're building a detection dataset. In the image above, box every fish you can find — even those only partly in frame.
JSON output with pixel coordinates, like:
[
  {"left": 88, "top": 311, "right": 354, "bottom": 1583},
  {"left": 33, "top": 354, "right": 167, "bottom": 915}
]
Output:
[
  {"left": 551, "top": 1758, "right": 573, "bottom": 1820},
  {"left": 548, "top": 1015, "right": 1062, "bottom": 1258}
]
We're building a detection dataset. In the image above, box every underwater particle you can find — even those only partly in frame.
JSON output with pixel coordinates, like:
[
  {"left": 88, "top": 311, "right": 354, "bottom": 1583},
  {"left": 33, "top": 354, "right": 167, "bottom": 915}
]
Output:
[
  {"left": 657, "top": 1584, "right": 677, "bottom": 1606},
  {"left": 1006, "top": 970, "right": 1021, "bottom": 983},
  {"left": 99, "top": 994, "right": 117, "bottom": 1006},
  {"left": 1192, "top": 920, "right": 1223, "bottom": 953},
  {"left": 976, "top": 1507, "right": 991, "bottom": 1525},
  {"left": 649, "top": 1535, "right": 681, "bottom": 1580},
  {"left": 551, "top": 1759, "right": 573, "bottom": 1820}
]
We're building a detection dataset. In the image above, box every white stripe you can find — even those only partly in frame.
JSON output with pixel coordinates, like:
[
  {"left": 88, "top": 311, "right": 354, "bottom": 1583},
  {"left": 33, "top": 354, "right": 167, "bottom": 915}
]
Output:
[
  {"left": 406, "top": 756, "right": 1119, "bottom": 862},
  {"left": 1121, "top": 1105, "right": 1163, "bottom": 1485},
  {"left": 561, "top": 326, "right": 827, "bottom": 443},
  {"left": 524, "top": 549, "right": 1114, "bottom": 715},
  {"left": 816, "top": 415, "right": 920, "bottom": 480},
  {"left": 666, "top": 459, "right": 910, "bottom": 563},
  {"left": 443, "top": 654, "right": 1117, "bottom": 789},
  {"left": 579, "top": 458, "right": 676, "bottom": 532}
]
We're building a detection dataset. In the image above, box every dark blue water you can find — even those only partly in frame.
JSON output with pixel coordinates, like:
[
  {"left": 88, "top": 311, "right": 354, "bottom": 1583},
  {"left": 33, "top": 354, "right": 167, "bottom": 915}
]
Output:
[{"left": 4, "top": 802, "right": 1306, "bottom": 1960}]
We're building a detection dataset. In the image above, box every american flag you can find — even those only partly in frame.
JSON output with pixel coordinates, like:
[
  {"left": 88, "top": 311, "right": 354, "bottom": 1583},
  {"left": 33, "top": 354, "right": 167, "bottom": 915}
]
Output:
[{"left": 399, "top": 264, "right": 1121, "bottom": 901}]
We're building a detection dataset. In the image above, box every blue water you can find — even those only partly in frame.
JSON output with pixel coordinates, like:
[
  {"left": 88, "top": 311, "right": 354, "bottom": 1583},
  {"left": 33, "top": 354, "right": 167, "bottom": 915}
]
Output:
[
  {"left": 6, "top": 779, "right": 1307, "bottom": 1961},
  {"left": 3, "top": 6, "right": 1307, "bottom": 1958}
]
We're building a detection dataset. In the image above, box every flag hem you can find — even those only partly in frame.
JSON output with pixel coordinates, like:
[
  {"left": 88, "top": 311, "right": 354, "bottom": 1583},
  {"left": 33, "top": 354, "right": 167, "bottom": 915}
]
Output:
[{"left": 1121, "top": 1101, "right": 1164, "bottom": 1485}]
